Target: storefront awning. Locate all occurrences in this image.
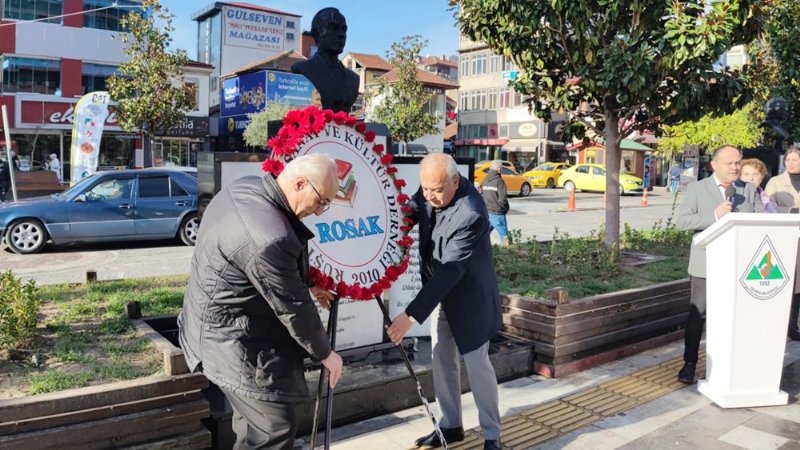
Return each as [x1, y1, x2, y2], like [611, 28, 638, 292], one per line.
[455, 138, 508, 146]
[502, 138, 564, 152]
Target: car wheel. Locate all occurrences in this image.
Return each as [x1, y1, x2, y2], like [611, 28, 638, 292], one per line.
[179, 213, 199, 246]
[520, 183, 531, 197]
[546, 178, 555, 189]
[6, 219, 48, 254]
[563, 181, 576, 192]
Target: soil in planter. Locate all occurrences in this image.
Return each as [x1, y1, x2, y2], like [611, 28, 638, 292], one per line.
[0, 302, 163, 399]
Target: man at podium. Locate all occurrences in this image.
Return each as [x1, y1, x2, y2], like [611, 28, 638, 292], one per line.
[675, 145, 766, 383]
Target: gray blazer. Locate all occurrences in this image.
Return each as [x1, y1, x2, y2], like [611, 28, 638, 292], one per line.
[677, 176, 765, 277]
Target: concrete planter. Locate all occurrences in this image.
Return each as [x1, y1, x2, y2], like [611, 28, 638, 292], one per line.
[501, 279, 691, 378]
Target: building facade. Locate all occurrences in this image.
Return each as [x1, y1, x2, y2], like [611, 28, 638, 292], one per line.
[455, 35, 567, 171]
[1, 0, 211, 174]
[192, 2, 301, 109]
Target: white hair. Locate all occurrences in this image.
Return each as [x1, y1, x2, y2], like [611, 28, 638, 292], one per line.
[489, 160, 503, 172]
[278, 153, 337, 188]
[421, 153, 458, 179]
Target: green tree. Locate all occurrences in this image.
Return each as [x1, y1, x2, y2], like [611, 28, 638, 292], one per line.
[106, 0, 194, 165]
[455, 0, 763, 246]
[759, 0, 800, 141]
[367, 35, 439, 145]
[659, 104, 761, 155]
[242, 100, 291, 149]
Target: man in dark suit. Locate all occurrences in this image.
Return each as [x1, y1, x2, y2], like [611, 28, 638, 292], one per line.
[291, 8, 359, 113]
[676, 145, 766, 383]
[387, 153, 502, 450]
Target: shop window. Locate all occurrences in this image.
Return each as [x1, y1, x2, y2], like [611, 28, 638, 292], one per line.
[83, 0, 141, 32]
[3, 0, 62, 23]
[2, 56, 61, 94]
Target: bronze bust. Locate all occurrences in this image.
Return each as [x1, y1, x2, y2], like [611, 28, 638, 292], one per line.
[292, 8, 360, 113]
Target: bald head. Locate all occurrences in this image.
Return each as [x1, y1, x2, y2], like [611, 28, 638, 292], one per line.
[419, 153, 460, 209]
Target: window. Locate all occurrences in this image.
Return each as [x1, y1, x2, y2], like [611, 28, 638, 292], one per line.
[3, 0, 62, 23]
[286, 20, 295, 29]
[81, 63, 118, 94]
[498, 124, 509, 138]
[138, 176, 170, 198]
[576, 166, 590, 174]
[593, 167, 605, 176]
[460, 56, 470, 77]
[88, 177, 134, 200]
[184, 78, 199, 111]
[487, 88, 497, 110]
[2, 56, 61, 94]
[489, 55, 502, 73]
[286, 32, 295, 41]
[504, 57, 514, 71]
[83, 0, 140, 32]
[499, 88, 510, 109]
[171, 179, 189, 196]
[471, 53, 487, 75]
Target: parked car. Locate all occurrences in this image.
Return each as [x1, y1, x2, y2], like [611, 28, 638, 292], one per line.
[0, 169, 198, 254]
[522, 162, 571, 188]
[557, 164, 643, 195]
[473, 160, 532, 196]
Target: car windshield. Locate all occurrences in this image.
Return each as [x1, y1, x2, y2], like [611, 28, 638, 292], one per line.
[54, 174, 99, 198]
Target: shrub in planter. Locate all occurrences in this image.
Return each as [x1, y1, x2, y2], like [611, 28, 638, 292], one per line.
[0, 270, 41, 350]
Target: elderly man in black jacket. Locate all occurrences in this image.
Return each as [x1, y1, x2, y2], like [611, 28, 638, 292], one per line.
[178, 154, 343, 450]
[387, 153, 503, 450]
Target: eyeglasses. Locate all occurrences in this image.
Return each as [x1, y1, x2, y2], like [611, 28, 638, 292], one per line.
[309, 181, 331, 213]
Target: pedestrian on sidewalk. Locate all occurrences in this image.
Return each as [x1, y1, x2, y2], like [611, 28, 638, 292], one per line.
[675, 145, 765, 384]
[0, 154, 10, 202]
[178, 154, 344, 450]
[669, 164, 681, 194]
[765, 146, 800, 340]
[386, 153, 503, 450]
[480, 160, 510, 245]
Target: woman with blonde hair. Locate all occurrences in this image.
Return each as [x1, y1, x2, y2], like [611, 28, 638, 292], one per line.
[765, 146, 800, 340]
[739, 158, 777, 212]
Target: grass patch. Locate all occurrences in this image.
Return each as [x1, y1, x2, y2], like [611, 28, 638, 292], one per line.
[28, 370, 92, 394]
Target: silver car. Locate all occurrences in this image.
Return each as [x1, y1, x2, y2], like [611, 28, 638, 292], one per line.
[0, 169, 199, 254]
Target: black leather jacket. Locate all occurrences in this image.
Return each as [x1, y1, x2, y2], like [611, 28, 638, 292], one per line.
[480, 169, 509, 215]
[178, 174, 330, 402]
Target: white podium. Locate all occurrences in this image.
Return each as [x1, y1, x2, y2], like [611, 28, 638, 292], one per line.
[693, 213, 800, 408]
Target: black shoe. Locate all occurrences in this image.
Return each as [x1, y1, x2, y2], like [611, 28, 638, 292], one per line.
[415, 426, 464, 447]
[484, 439, 502, 450]
[677, 362, 696, 384]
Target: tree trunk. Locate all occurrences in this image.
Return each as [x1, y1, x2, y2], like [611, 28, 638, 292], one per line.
[603, 106, 621, 247]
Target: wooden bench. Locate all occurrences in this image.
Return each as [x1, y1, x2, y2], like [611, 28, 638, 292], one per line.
[8, 171, 65, 197]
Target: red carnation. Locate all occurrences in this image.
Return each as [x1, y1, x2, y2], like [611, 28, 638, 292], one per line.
[350, 283, 364, 300]
[262, 159, 284, 175]
[373, 144, 384, 153]
[397, 193, 410, 204]
[401, 205, 412, 214]
[333, 111, 347, 125]
[304, 106, 326, 134]
[394, 179, 407, 189]
[400, 225, 412, 233]
[386, 166, 398, 175]
[403, 217, 415, 225]
[381, 154, 394, 165]
[344, 115, 357, 126]
[385, 265, 400, 281]
[355, 122, 367, 133]
[364, 131, 376, 142]
[323, 109, 335, 122]
[378, 277, 391, 289]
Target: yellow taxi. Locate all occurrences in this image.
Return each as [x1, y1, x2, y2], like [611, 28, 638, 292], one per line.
[474, 161, 532, 197]
[556, 163, 643, 195]
[522, 162, 571, 189]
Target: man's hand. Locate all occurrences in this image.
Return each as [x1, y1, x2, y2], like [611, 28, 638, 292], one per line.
[715, 200, 733, 219]
[310, 286, 335, 310]
[386, 312, 413, 345]
[321, 351, 343, 388]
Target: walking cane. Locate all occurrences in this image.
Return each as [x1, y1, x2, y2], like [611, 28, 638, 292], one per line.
[310, 295, 339, 450]
[374, 295, 449, 450]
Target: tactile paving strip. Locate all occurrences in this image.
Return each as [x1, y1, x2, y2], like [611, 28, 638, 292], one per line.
[417, 354, 705, 450]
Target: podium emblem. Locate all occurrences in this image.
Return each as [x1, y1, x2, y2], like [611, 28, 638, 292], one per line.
[740, 236, 790, 300]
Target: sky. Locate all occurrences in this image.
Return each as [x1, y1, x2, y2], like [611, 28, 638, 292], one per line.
[158, 0, 461, 61]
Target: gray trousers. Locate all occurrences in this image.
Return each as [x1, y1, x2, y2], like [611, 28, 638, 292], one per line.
[220, 387, 296, 450]
[431, 306, 501, 440]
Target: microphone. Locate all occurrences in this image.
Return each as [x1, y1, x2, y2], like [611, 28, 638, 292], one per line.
[725, 185, 736, 211]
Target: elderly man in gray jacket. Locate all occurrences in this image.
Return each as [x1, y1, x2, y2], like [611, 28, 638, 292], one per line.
[179, 154, 343, 450]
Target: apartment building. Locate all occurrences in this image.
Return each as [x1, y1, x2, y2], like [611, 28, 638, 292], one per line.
[455, 35, 567, 170]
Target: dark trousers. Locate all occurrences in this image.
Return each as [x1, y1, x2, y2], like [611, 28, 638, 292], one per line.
[683, 276, 706, 364]
[220, 387, 296, 450]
